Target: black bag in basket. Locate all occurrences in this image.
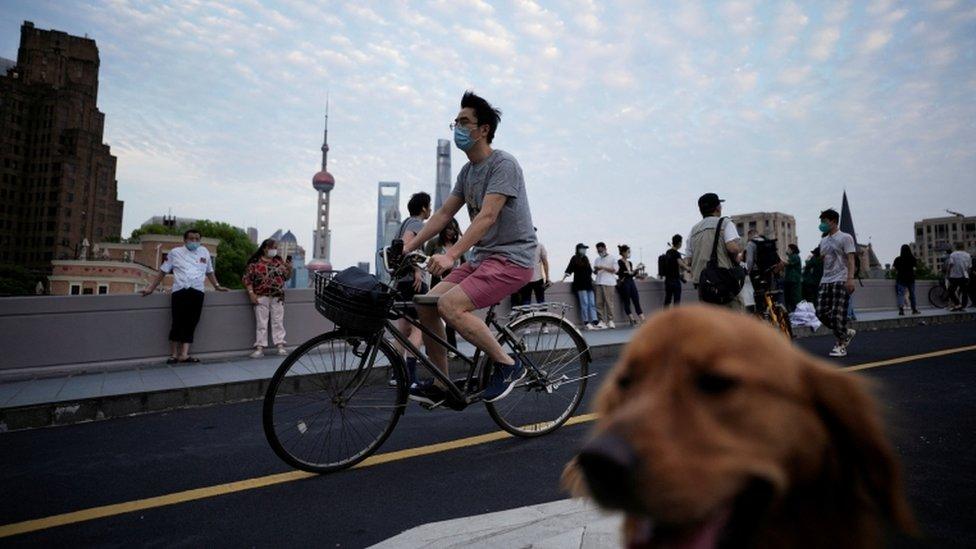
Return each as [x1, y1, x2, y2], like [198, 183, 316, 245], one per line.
[698, 217, 746, 304]
[329, 267, 391, 310]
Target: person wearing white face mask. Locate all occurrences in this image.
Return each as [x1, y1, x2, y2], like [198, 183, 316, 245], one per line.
[142, 228, 228, 363]
[243, 238, 293, 358]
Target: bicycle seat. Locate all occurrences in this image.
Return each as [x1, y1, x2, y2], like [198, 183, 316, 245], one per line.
[413, 294, 440, 306]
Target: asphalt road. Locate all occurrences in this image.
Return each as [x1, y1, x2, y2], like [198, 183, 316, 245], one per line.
[1, 321, 974, 548]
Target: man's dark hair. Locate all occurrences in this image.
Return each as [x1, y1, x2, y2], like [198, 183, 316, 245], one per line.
[461, 91, 502, 144]
[788, 243, 800, 254]
[955, 241, 965, 250]
[183, 228, 201, 240]
[596, 242, 606, 249]
[819, 209, 840, 223]
[672, 234, 683, 246]
[407, 192, 431, 216]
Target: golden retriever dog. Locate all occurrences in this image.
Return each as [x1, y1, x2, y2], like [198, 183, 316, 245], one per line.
[563, 305, 916, 548]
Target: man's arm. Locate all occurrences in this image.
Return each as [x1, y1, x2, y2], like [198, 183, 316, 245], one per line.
[140, 271, 166, 296]
[446, 193, 506, 260]
[725, 239, 742, 257]
[404, 195, 464, 253]
[541, 250, 550, 282]
[845, 253, 856, 293]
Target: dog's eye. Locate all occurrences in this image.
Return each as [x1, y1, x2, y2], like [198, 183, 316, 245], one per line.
[695, 372, 740, 395]
[616, 374, 632, 390]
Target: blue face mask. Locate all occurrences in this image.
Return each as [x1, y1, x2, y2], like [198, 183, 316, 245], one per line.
[818, 222, 830, 233]
[453, 125, 478, 152]
[186, 242, 201, 251]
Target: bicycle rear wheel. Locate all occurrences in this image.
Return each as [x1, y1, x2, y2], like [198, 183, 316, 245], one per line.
[263, 331, 407, 473]
[928, 284, 949, 309]
[486, 315, 590, 437]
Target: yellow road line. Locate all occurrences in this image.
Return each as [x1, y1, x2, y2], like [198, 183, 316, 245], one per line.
[842, 344, 976, 372]
[2, 343, 973, 539]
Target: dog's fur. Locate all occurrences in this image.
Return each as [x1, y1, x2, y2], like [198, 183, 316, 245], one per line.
[563, 305, 916, 548]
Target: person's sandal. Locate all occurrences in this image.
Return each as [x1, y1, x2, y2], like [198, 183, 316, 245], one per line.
[179, 357, 200, 363]
[166, 357, 179, 364]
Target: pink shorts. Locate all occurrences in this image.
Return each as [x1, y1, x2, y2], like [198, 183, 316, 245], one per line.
[443, 255, 534, 309]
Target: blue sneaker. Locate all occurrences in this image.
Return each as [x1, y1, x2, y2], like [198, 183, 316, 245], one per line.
[483, 359, 526, 402]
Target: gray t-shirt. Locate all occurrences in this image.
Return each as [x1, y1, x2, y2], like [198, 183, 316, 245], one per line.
[451, 149, 537, 267]
[396, 216, 425, 283]
[819, 231, 856, 284]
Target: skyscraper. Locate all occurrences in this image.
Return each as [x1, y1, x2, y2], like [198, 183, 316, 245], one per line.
[0, 21, 123, 269]
[435, 139, 451, 210]
[375, 182, 401, 283]
[311, 101, 334, 262]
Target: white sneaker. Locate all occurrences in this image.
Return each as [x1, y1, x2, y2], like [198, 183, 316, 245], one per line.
[277, 345, 288, 356]
[594, 321, 608, 330]
[249, 348, 264, 359]
[829, 345, 847, 357]
[584, 323, 596, 331]
[607, 321, 616, 329]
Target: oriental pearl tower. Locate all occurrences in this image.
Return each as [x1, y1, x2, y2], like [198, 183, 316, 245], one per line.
[309, 102, 335, 272]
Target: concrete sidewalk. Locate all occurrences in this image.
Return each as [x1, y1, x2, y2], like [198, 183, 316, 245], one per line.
[1, 307, 972, 431]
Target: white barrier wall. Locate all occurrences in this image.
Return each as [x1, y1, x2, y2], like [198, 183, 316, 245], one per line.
[0, 279, 936, 374]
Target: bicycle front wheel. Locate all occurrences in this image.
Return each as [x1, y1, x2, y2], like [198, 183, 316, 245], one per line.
[486, 315, 590, 437]
[773, 304, 794, 339]
[263, 330, 407, 473]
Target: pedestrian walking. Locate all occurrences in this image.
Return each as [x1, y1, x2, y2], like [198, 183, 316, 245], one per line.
[783, 244, 802, 312]
[516, 228, 549, 306]
[141, 229, 229, 363]
[616, 244, 645, 325]
[946, 242, 972, 311]
[814, 209, 857, 357]
[562, 243, 600, 330]
[892, 245, 920, 316]
[592, 242, 618, 328]
[687, 193, 744, 311]
[243, 239, 293, 358]
[424, 218, 465, 354]
[661, 235, 689, 307]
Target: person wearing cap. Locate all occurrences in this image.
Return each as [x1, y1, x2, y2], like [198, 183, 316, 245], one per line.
[592, 241, 618, 329]
[686, 193, 744, 311]
[562, 243, 600, 329]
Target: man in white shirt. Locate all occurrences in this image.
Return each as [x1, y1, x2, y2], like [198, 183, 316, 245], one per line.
[687, 193, 744, 311]
[593, 242, 618, 329]
[946, 241, 972, 311]
[815, 209, 857, 357]
[141, 229, 228, 363]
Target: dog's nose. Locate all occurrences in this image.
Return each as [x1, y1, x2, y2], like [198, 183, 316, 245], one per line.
[577, 431, 640, 510]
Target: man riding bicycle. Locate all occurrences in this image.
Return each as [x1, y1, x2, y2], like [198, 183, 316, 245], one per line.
[399, 91, 537, 406]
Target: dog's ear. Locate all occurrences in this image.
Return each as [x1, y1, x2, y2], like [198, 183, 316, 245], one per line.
[561, 457, 587, 497]
[803, 358, 917, 535]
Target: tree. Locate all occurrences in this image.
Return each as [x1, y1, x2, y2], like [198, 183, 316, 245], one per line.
[0, 264, 40, 296]
[130, 220, 256, 289]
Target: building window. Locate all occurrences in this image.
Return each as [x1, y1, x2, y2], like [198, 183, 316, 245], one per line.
[70, 284, 81, 295]
[82, 288, 94, 295]
[97, 284, 108, 295]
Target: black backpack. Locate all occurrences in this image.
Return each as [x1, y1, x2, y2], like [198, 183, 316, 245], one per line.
[657, 253, 667, 278]
[753, 238, 780, 275]
[698, 218, 746, 304]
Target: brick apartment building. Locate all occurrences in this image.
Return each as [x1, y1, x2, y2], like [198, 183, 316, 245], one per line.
[0, 21, 123, 271]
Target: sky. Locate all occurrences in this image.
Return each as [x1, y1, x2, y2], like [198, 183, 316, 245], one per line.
[2, 0, 975, 272]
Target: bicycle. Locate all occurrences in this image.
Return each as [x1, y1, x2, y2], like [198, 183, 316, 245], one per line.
[928, 277, 950, 309]
[262, 245, 593, 473]
[751, 271, 794, 339]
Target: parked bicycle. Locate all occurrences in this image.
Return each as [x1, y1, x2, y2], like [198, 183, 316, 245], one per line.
[928, 277, 950, 309]
[752, 271, 794, 339]
[263, 244, 592, 473]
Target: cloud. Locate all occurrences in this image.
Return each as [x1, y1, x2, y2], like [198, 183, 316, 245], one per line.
[862, 29, 892, 53]
[808, 27, 840, 61]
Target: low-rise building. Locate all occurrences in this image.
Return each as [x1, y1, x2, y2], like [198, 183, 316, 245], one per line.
[48, 234, 220, 295]
[911, 214, 976, 273]
[730, 212, 797, 259]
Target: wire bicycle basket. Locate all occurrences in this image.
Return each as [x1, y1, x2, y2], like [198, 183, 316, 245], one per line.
[313, 270, 395, 335]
